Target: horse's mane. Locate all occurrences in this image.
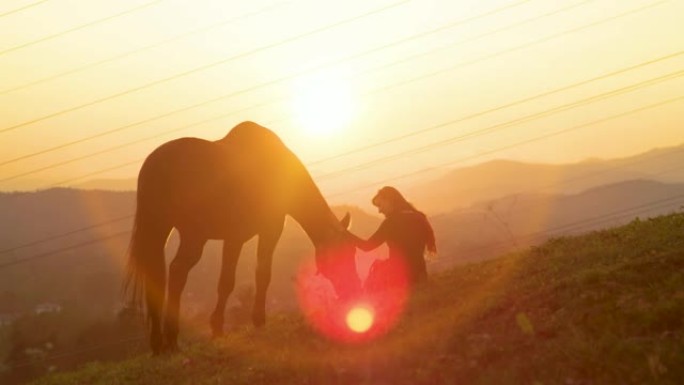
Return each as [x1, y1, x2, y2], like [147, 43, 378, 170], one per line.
[218, 121, 308, 178]
[218, 121, 338, 226]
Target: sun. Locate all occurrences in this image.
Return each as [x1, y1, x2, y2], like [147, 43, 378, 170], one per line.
[292, 71, 355, 138]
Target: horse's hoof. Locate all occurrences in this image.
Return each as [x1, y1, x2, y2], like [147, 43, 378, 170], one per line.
[169, 346, 181, 354]
[210, 315, 224, 338]
[163, 345, 180, 355]
[161, 339, 180, 354]
[150, 336, 164, 356]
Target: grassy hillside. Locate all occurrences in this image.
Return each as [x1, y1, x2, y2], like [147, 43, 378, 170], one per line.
[32, 213, 684, 385]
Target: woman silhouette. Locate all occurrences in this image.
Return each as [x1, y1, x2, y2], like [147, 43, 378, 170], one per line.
[349, 186, 437, 287]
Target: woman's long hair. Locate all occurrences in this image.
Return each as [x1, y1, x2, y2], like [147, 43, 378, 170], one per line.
[372, 186, 437, 254]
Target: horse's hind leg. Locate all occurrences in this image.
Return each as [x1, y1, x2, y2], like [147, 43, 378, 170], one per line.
[164, 234, 206, 352]
[253, 222, 284, 327]
[210, 241, 242, 337]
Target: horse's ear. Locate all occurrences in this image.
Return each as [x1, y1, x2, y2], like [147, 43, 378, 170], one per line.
[340, 212, 351, 230]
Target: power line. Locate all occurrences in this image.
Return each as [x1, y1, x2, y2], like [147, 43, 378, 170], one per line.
[0, 230, 131, 269]
[0, 0, 546, 162]
[542, 193, 684, 236]
[51, 160, 143, 187]
[1, 95, 681, 269]
[316, 70, 684, 180]
[425, 145, 684, 226]
[430, 189, 684, 267]
[0, 0, 532, 96]
[315, 1, 647, 164]
[0, 0, 412, 134]
[0, 0, 50, 19]
[328, 95, 684, 198]
[0, 215, 133, 255]
[0, 0, 168, 57]
[431, 162, 684, 267]
[44, 70, 681, 187]
[0, 104, 270, 182]
[423, 153, 684, 245]
[357, 0, 669, 98]
[311, 60, 683, 165]
[25, 41, 684, 182]
[0, 0, 626, 183]
[6, 0, 658, 143]
[507, 150, 684, 199]
[0, 114, 277, 260]
[1, 0, 671, 181]
[0, 1, 291, 96]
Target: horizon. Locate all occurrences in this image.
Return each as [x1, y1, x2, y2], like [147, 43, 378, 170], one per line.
[3, 139, 684, 189]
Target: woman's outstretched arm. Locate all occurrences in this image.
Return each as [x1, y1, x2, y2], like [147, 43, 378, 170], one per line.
[347, 222, 387, 251]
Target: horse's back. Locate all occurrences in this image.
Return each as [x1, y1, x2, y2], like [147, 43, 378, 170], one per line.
[139, 137, 224, 193]
[136, 122, 299, 238]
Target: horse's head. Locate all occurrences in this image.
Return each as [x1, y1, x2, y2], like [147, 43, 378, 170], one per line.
[315, 213, 362, 301]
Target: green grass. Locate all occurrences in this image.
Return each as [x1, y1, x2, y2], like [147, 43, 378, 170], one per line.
[32, 213, 684, 385]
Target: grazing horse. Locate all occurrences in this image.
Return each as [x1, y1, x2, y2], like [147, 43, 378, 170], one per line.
[125, 121, 361, 354]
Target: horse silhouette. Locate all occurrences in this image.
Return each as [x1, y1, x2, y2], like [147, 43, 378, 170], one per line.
[125, 121, 361, 354]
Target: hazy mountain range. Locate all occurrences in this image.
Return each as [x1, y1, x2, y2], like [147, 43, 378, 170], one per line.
[409, 143, 684, 214]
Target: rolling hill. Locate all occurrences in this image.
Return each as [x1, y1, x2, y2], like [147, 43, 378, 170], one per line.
[27, 212, 684, 385]
[429, 179, 684, 265]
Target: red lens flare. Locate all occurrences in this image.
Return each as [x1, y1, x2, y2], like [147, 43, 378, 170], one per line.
[296, 254, 410, 343]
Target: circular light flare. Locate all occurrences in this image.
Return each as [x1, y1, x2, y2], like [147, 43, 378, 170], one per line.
[296, 255, 411, 344]
[346, 306, 374, 333]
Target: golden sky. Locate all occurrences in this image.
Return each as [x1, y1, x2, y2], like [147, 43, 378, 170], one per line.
[0, 0, 682, 203]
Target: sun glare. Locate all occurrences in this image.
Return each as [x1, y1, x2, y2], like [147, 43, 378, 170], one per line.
[292, 72, 354, 138]
[346, 306, 374, 333]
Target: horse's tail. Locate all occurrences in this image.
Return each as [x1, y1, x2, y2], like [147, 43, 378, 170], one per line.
[123, 194, 171, 352]
[122, 207, 145, 311]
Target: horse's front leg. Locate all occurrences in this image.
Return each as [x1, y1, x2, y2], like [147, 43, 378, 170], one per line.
[164, 235, 206, 352]
[210, 241, 242, 337]
[253, 221, 284, 327]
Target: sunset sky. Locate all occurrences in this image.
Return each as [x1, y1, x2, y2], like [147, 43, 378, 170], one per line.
[0, 0, 682, 205]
